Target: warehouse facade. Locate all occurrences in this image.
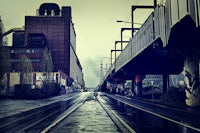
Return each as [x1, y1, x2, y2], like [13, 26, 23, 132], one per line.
[7, 3, 84, 89]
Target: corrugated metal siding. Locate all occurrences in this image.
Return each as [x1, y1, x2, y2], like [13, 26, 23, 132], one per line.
[189, 0, 196, 23]
[154, 5, 167, 47]
[70, 22, 76, 52]
[104, 0, 200, 85]
[165, 0, 172, 45]
[196, 0, 200, 27]
[70, 46, 83, 85]
[131, 13, 154, 58]
[154, 7, 160, 39]
[178, 0, 188, 20]
[115, 40, 132, 71]
[169, 0, 199, 27]
[115, 13, 154, 71]
[170, 0, 179, 26]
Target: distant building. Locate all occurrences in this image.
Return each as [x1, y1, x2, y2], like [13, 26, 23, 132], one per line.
[6, 3, 84, 89]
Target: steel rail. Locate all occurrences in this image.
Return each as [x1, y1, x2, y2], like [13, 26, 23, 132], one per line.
[104, 93, 200, 132]
[97, 95, 136, 133]
[40, 92, 89, 133]
[40, 101, 84, 133]
[0, 94, 79, 132]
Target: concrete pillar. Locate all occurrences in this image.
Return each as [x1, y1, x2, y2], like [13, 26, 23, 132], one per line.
[134, 74, 143, 97]
[184, 53, 200, 106]
[20, 73, 23, 84]
[6, 73, 10, 94]
[131, 79, 135, 96]
[106, 81, 113, 93]
[33, 73, 36, 85]
[120, 82, 125, 94]
[163, 74, 169, 94]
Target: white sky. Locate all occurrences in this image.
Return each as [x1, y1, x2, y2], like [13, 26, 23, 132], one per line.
[0, 0, 160, 87]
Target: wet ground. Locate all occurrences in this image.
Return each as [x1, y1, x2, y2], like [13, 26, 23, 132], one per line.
[0, 93, 79, 119]
[49, 94, 121, 133]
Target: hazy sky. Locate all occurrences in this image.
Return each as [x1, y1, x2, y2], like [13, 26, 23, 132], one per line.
[0, 0, 158, 87]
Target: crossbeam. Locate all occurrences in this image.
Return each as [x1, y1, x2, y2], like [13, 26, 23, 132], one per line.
[3, 28, 24, 37]
[132, 6, 154, 11]
[111, 49, 122, 65]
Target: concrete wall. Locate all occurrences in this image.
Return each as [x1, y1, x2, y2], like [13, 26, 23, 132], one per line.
[7, 71, 68, 88]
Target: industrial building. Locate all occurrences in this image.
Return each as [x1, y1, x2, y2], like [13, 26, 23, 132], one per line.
[6, 3, 84, 90]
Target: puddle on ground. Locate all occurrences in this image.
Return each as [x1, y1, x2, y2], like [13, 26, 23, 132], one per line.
[50, 94, 121, 133]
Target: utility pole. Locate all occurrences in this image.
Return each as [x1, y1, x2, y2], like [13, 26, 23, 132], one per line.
[100, 62, 103, 83]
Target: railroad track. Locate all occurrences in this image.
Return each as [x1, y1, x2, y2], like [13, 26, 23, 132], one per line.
[0, 94, 82, 133]
[100, 93, 200, 133]
[97, 95, 136, 133]
[0, 92, 136, 133]
[42, 93, 135, 133]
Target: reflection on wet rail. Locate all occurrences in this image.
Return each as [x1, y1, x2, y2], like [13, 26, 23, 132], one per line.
[41, 101, 84, 133]
[98, 96, 136, 133]
[2, 92, 198, 133]
[101, 93, 200, 133]
[43, 92, 135, 133]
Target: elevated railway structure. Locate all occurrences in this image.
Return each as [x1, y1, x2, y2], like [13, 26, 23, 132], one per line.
[100, 0, 200, 106]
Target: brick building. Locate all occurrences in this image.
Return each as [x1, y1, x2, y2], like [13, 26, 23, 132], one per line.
[8, 3, 84, 88]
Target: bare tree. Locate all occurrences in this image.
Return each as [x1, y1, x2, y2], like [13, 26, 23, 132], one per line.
[19, 55, 33, 84]
[40, 48, 54, 82]
[0, 21, 10, 84]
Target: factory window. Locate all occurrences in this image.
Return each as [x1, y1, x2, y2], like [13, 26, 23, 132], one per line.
[11, 50, 14, 53]
[31, 59, 40, 62]
[32, 49, 41, 53]
[26, 50, 31, 53]
[10, 49, 42, 54]
[10, 58, 40, 63]
[11, 49, 23, 53]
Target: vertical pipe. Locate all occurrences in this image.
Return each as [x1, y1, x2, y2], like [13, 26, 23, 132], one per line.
[196, 0, 200, 26]
[131, 6, 134, 38]
[135, 74, 142, 97]
[6, 73, 10, 94]
[121, 29, 123, 50]
[111, 50, 112, 65]
[115, 43, 117, 61]
[131, 78, 135, 96]
[163, 74, 169, 94]
[154, 0, 157, 8]
[33, 73, 36, 85]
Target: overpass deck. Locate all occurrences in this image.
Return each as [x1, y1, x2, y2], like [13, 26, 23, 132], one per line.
[101, 0, 200, 87]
